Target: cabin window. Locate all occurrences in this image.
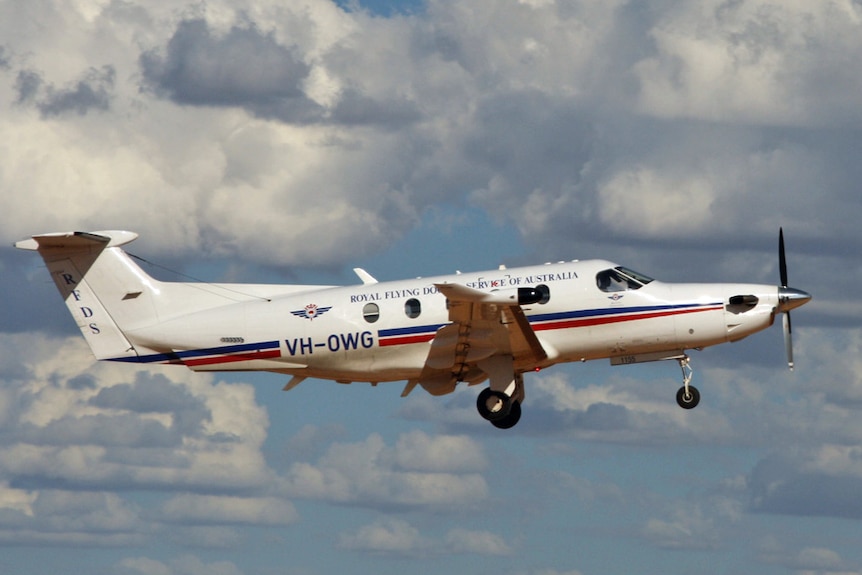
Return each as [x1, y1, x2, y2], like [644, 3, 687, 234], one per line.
[363, 303, 380, 323]
[405, 298, 421, 318]
[596, 267, 654, 292]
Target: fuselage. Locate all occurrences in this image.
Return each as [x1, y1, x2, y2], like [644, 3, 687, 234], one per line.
[120, 259, 782, 384]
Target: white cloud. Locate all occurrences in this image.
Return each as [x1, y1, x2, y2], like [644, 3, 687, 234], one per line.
[2, 0, 861, 274]
[0, 489, 145, 547]
[444, 527, 511, 556]
[758, 538, 860, 574]
[0, 332, 285, 545]
[597, 168, 715, 237]
[337, 517, 512, 557]
[283, 431, 489, 508]
[338, 517, 429, 555]
[525, 370, 735, 444]
[633, 0, 862, 126]
[392, 429, 487, 472]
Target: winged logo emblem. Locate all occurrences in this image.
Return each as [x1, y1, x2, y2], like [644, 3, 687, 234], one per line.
[291, 304, 332, 321]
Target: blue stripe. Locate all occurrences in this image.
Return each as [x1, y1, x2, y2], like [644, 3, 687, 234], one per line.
[528, 302, 722, 324]
[378, 323, 446, 338]
[110, 302, 722, 361]
[110, 340, 281, 364]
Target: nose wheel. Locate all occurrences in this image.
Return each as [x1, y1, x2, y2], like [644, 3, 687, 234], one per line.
[675, 355, 700, 409]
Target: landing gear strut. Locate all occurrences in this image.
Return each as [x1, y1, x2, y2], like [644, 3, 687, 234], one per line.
[675, 355, 700, 409]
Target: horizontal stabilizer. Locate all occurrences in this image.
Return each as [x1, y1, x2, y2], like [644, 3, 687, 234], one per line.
[15, 230, 139, 251]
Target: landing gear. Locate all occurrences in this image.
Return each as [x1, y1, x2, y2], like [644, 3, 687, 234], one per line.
[475, 355, 524, 429]
[675, 355, 700, 409]
[676, 385, 700, 409]
[476, 388, 522, 428]
[476, 388, 512, 420]
[491, 400, 521, 429]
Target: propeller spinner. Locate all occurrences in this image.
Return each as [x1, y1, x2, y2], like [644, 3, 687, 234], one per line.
[776, 228, 812, 370]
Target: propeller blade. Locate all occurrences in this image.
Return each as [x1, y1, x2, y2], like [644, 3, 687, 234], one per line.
[779, 227, 788, 288]
[783, 312, 794, 370]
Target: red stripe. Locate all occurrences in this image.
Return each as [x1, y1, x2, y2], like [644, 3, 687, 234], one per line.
[379, 334, 435, 347]
[183, 349, 282, 367]
[533, 306, 721, 332]
[376, 306, 722, 347]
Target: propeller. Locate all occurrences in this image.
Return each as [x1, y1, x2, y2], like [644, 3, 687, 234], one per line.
[776, 228, 811, 370]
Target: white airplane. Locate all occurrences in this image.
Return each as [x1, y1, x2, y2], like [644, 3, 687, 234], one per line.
[15, 229, 810, 429]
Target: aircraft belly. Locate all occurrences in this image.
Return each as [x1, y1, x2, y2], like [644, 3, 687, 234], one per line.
[298, 341, 428, 383]
[596, 316, 676, 357]
[673, 307, 729, 349]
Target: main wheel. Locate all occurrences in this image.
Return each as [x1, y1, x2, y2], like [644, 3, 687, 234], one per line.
[676, 385, 700, 409]
[491, 400, 521, 429]
[476, 388, 512, 421]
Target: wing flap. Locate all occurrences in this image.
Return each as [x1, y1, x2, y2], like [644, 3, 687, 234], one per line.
[415, 281, 548, 396]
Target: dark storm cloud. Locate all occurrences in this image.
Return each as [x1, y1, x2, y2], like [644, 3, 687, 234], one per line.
[140, 18, 423, 128]
[140, 19, 318, 116]
[15, 66, 115, 117]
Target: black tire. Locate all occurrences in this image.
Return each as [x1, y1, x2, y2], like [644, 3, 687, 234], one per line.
[476, 388, 512, 421]
[676, 385, 700, 409]
[491, 401, 521, 429]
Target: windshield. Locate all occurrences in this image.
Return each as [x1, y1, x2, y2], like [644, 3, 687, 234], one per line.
[596, 266, 655, 292]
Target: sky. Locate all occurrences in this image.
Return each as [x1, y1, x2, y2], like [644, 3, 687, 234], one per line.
[1, 0, 861, 574]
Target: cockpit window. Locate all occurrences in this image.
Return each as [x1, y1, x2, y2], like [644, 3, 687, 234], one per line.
[596, 267, 654, 292]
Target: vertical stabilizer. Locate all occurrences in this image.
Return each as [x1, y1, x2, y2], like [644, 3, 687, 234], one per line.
[15, 231, 157, 360]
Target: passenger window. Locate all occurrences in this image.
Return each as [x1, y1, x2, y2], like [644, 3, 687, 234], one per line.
[363, 303, 380, 323]
[405, 298, 421, 318]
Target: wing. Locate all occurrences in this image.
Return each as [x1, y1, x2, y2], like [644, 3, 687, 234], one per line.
[404, 283, 548, 397]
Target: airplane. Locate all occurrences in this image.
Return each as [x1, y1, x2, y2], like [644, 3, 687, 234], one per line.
[14, 229, 811, 429]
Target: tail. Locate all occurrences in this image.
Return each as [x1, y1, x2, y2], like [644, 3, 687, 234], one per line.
[15, 231, 158, 360]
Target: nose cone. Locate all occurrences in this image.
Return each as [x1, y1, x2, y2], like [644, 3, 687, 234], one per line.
[778, 287, 812, 313]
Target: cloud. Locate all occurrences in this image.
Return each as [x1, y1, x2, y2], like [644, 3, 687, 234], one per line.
[282, 430, 489, 509]
[514, 371, 736, 444]
[757, 537, 860, 574]
[15, 65, 115, 117]
[1, 0, 860, 285]
[642, 496, 741, 551]
[113, 555, 245, 575]
[0, 489, 144, 547]
[337, 517, 429, 556]
[0, 331, 315, 550]
[747, 446, 862, 519]
[140, 19, 317, 120]
[0, 333, 275, 493]
[632, 0, 862, 126]
[337, 517, 511, 557]
[444, 527, 511, 556]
